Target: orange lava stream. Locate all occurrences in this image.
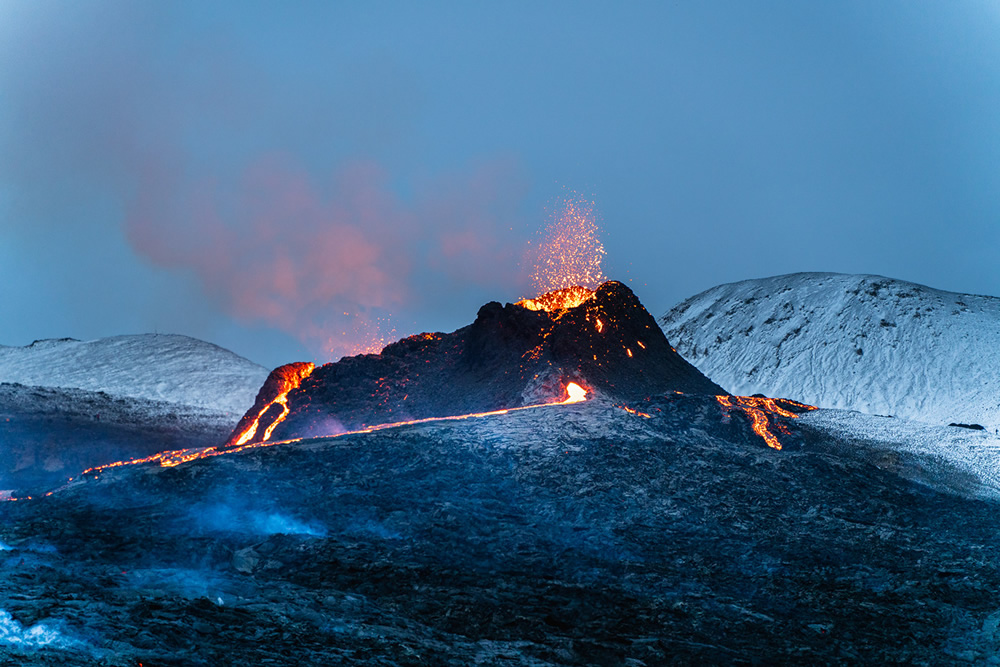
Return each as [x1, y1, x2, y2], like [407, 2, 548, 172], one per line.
[716, 395, 816, 450]
[618, 405, 652, 419]
[230, 363, 315, 447]
[0, 382, 593, 501]
[232, 418, 259, 447]
[260, 393, 292, 442]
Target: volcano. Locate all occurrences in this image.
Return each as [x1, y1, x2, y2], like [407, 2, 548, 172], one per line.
[9, 284, 1000, 664]
[227, 281, 725, 447]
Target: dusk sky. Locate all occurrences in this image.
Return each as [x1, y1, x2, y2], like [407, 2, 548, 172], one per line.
[2, 1, 998, 368]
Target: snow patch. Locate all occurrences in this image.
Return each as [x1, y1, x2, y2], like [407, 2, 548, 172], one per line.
[801, 409, 1000, 500]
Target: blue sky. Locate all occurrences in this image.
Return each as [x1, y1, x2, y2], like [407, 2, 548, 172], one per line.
[1, 1, 998, 367]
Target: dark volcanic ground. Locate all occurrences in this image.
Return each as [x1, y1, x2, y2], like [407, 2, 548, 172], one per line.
[0, 382, 235, 493]
[2, 394, 1000, 665]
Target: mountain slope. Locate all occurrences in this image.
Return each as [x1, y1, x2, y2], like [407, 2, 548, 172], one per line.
[0, 334, 268, 415]
[660, 273, 1000, 431]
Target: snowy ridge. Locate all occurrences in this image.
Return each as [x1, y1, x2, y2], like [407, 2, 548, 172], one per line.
[0, 334, 269, 415]
[660, 273, 1000, 431]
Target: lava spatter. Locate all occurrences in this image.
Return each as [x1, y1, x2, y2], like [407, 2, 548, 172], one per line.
[527, 195, 606, 297]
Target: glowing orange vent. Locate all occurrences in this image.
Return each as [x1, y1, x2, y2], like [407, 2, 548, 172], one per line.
[517, 286, 596, 313]
[563, 381, 587, 404]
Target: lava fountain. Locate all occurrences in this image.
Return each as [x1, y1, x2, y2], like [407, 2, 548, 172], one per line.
[529, 195, 606, 294]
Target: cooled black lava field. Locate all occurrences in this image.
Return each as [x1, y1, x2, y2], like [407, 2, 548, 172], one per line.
[3, 392, 1000, 665]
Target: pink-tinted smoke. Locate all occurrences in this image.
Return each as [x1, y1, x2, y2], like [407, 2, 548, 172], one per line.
[125, 154, 531, 360]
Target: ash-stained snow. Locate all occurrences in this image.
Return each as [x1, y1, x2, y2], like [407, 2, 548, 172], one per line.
[0, 334, 268, 415]
[800, 408, 1000, 500]
[660, 273, 1000, 431]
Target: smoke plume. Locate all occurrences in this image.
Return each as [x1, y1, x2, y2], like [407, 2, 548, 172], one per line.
[126, 155, 532, 359]
[0, 4, 535, 362]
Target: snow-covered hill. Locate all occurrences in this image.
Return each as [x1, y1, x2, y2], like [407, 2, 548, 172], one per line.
[0, 334, 269, 415]
[660, 273, 1000, 431]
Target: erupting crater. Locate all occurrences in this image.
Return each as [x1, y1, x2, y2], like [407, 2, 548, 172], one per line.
[516, 285, 596, 313]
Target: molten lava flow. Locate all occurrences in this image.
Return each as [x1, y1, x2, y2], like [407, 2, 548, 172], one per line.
[260, 392, 293, 442]
[618, 405, 652, 418]
[7, 380, 595, 499]
[229, 362, 315, 448]
[716, 395, 817, 450]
